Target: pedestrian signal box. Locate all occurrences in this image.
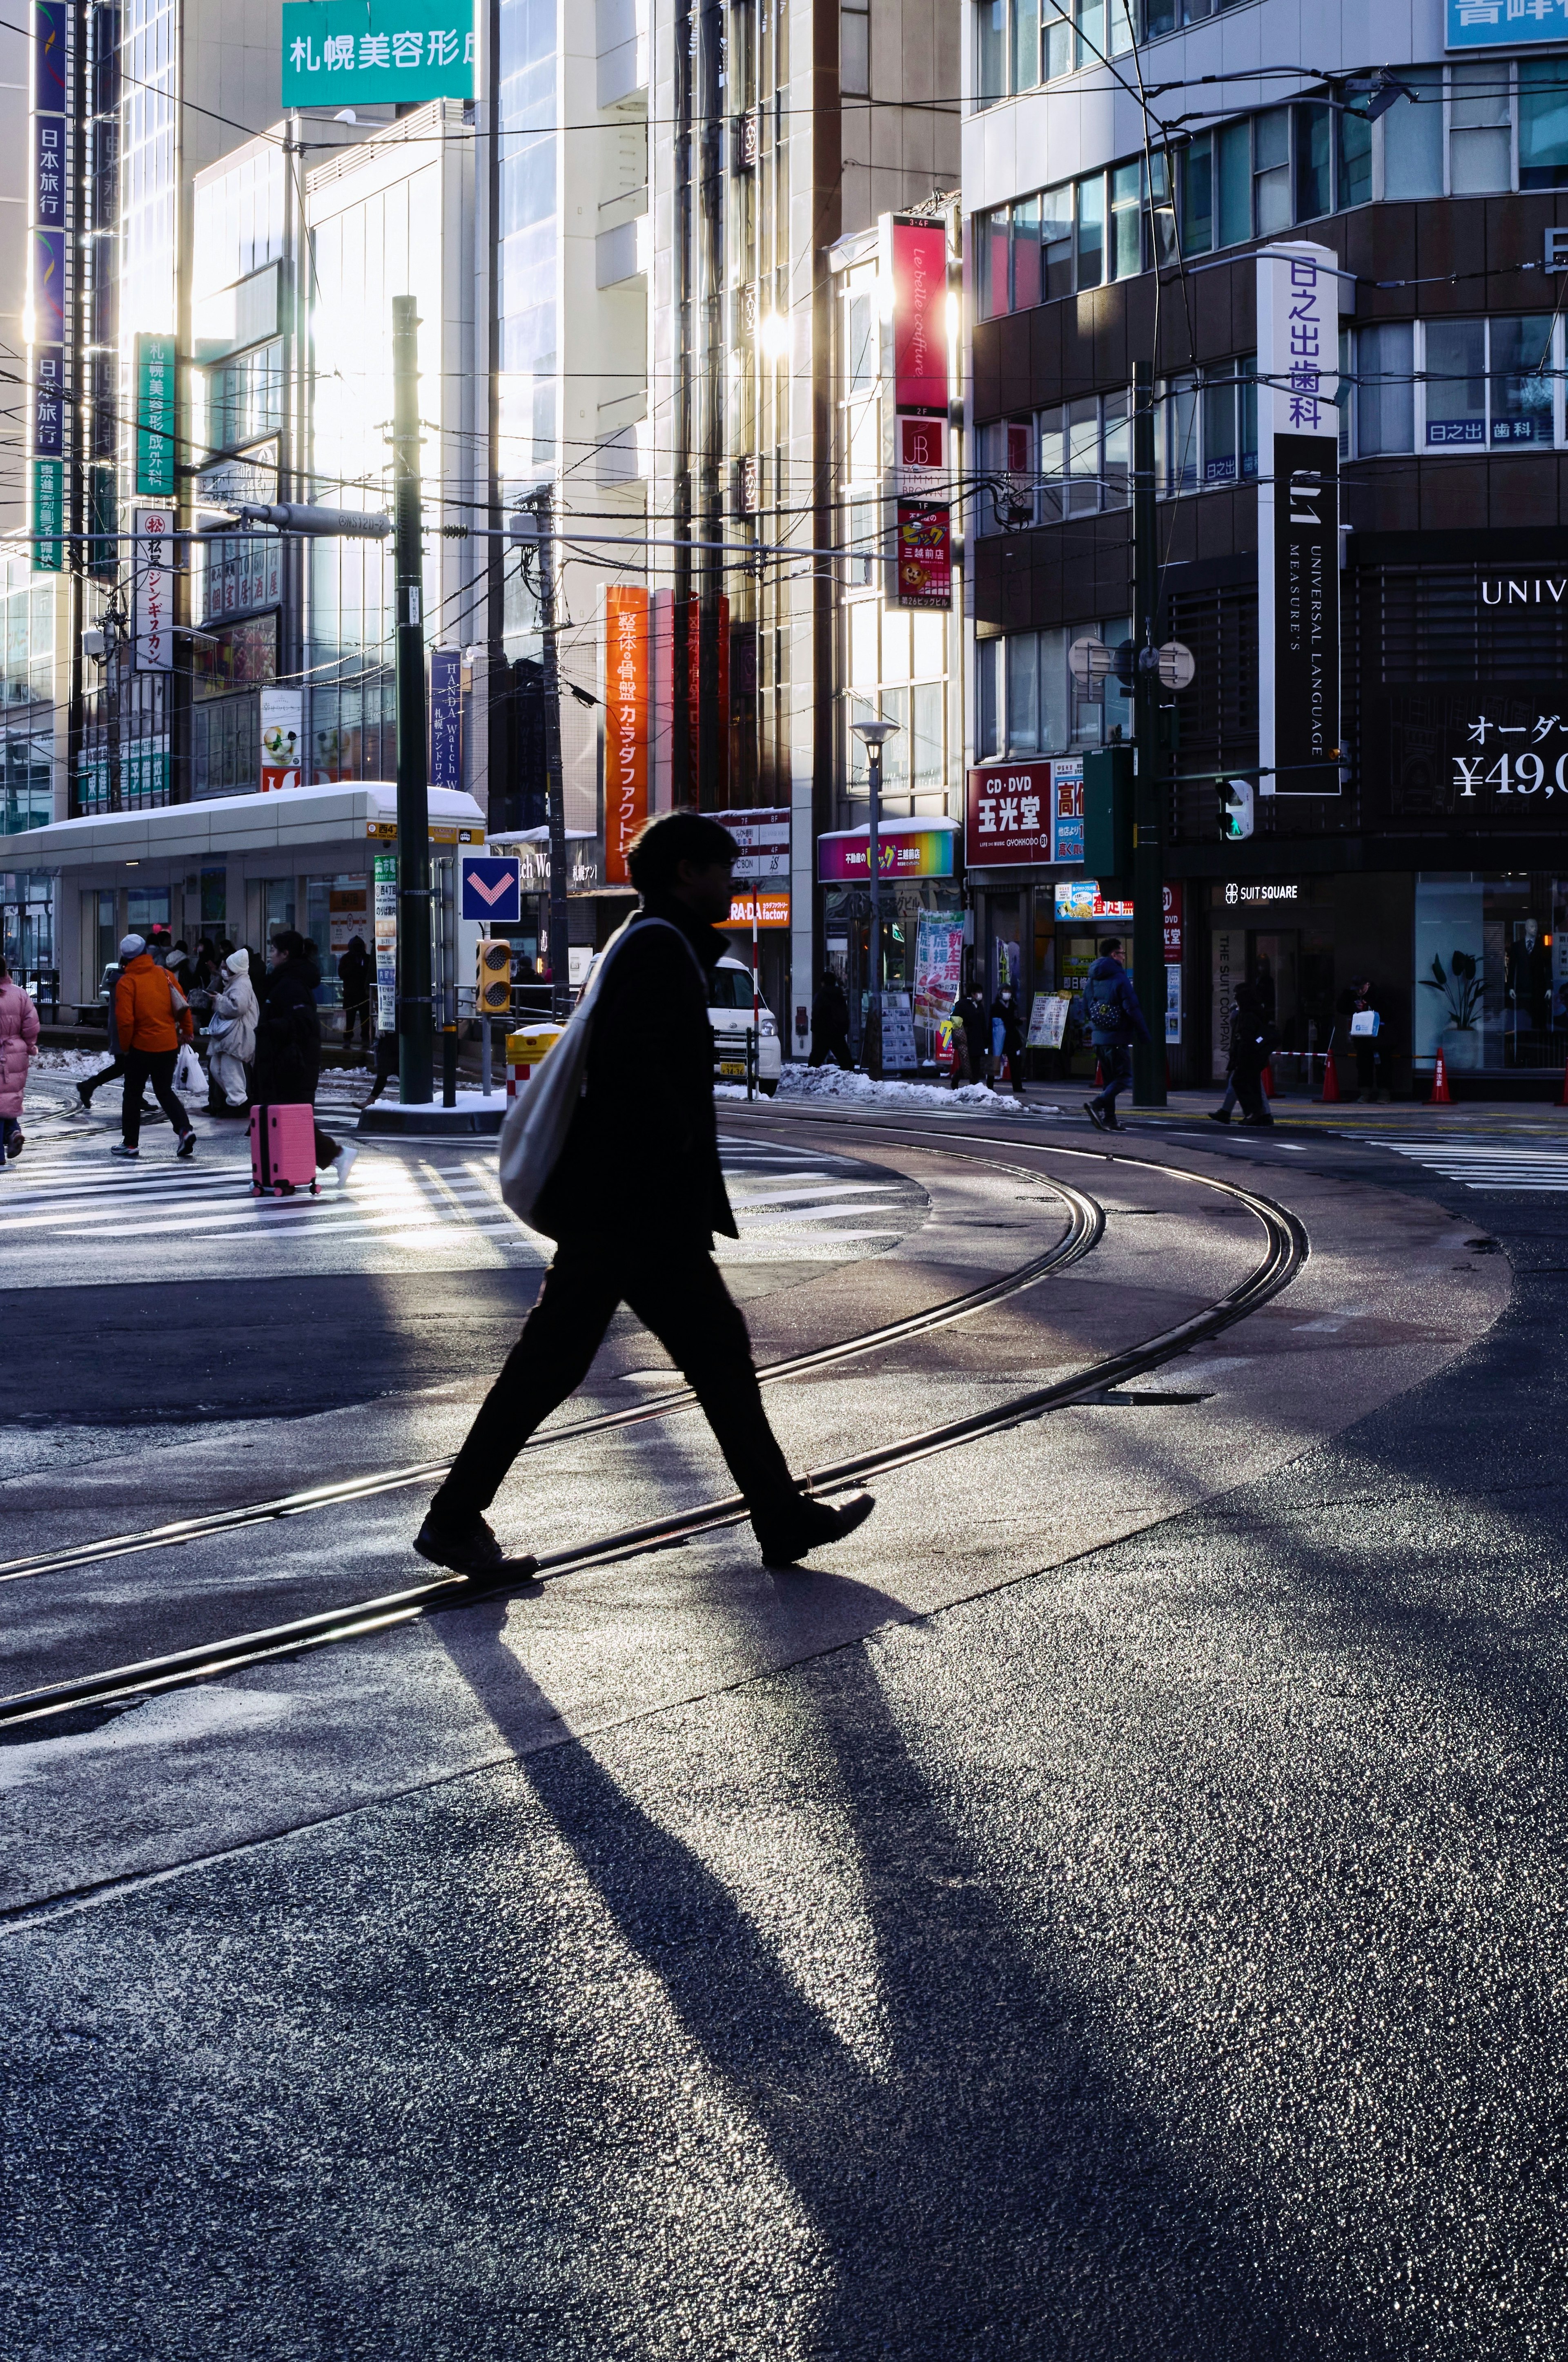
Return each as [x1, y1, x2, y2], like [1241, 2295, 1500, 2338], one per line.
[1217, 779, 1255, 841]
[476, 937, 513, 1015]
[1082, 747, 1134, 879]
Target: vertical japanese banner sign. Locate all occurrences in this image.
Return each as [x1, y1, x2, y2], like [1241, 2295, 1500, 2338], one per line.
[374, 853, 398, 1034]
[604, 585, 648, 885]
[259, 687, 303, 790]
[1257, 243, 1341, 796]
[132, 508, 175, 671]
[428, 646, 462, 789]
[135, 333, 177, 497]
[30, 2, 67, 575]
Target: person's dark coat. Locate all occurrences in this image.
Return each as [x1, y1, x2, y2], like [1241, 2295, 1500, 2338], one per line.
[952, 990, 989, 1075]
[1083, 956, 1152, 1048]
[991, 989, 1025, 1058]
[338, 938, 371, 1004]
[811, 976, 850, 1044]
[534, 901, 737, 1253]
[253, 950, 323, 1104]
[1229, 992, 1279, 1078]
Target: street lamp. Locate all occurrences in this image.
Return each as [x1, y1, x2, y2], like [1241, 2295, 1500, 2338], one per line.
[851, 719, 900, 1046]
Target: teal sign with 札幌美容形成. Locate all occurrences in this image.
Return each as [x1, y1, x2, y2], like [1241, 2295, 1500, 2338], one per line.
[281, 1, 475, 104]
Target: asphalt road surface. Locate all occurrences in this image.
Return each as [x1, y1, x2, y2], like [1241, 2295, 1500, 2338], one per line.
[0, 1091, 1562, 2360]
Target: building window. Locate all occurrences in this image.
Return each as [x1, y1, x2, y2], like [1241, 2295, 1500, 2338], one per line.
[976, 619, 1136, 758]
[975, 393, 1131, 532]
[1156, 359, 1256, 493]
[1355, 322, 1416, 456]
[841, 0, 869, 97]
[1518, 57, 1568, 189]
[1383, 69, 1443, 197]
[1449, 61, 1511, 195]
[1423, 317, 1556, 449]
[1295, 101, 1332, 221]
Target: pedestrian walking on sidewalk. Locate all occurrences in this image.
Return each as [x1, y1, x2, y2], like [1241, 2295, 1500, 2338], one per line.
[253, 931, 356, 1184]
[1082, 937, 1151, 1132]
[415, 809, 876, 1584]
[0, 956, 40, 1165]
[337, 934, 372, 1049]
[808, 972, 853, 1069]
[1229, 982, 1278, 1126]
[205, 947, 258, 1116]
[991, 985, 1026, 1095]
[951, 985, 989, 1086]
[111, 935, 198, 1162]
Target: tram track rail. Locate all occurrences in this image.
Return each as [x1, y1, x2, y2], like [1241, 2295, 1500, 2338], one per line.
[0, 1122, 1306, 1734]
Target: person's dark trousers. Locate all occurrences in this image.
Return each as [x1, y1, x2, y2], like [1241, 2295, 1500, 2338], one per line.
[343, 997, 371, 1048]
[809, 1036, 851, 1070]
[434, 1241, 802, 1530]
[1234, 1067, 1270, 1122]
[122, 1049, 191, 1148]
[82, 1055, 129, 1104]
[1088, 1043, 1133, 1116]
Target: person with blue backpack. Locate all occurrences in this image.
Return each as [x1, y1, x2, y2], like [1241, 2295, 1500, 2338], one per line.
[1081, 936, 1151, 1133]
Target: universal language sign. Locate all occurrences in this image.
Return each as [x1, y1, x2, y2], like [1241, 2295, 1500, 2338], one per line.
[281, 1, 475, 103]
[1257, 243, 1342, 798]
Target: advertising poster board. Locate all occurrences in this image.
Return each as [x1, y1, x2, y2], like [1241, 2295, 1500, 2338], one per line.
[913, 910, 964, 1038]
[374, 853, 398, 1033]
[259, 687, 303, 790]
[892, 501, 951, 609]
[132, 507, 175, 671]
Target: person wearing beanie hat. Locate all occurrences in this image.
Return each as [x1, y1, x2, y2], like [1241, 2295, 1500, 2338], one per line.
[110, 935, 197, 1160]
[205, 946, 258, 1117]
[66, 939, 155, 1120]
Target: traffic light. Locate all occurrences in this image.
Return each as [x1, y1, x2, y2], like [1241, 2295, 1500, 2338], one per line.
[1083, 747, 1134, 878]
[476, 937, 513, 1015]
[1217, 779, 1255, 841]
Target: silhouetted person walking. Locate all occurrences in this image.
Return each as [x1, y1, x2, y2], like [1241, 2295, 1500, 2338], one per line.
[416, 810, 875, 1583]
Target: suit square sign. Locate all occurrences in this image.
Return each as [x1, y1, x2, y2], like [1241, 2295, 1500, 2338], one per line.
[461, 855, 522, 924]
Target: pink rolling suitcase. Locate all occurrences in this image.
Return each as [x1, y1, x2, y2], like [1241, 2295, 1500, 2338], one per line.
[250, 1104, 319, 1196]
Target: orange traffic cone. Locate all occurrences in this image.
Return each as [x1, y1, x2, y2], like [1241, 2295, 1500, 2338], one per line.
[1319, 1047, 1340, 1103]
[1430, 1048, 1452, 1106]
[1095, 1055, 1105, 1089]
[1261, 1062, 1275, 1099]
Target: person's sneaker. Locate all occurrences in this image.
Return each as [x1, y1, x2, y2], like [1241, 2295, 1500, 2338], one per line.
[753, 1490, 876, 1570]
[414, 1509, 535, 1586]
[176, 1130, 196, 1159]
[6, 1131, 23, 1161]
[1207, 1109, 1231, 1124]
[110, 1143, 140, 1160]
[330, 1139, 359, 1185]
[1083, 1100, 1108, 1132]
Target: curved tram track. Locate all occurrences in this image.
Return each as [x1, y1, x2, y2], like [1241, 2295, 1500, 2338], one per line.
[0, 1122, 1306, 1732]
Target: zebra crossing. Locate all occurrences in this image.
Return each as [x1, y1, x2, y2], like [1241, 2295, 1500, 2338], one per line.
[0, 1117, 927, 1287]
[1364, 1138, 1568, 1192]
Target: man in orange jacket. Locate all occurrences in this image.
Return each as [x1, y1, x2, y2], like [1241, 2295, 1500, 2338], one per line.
[111, 933, 197, 1162]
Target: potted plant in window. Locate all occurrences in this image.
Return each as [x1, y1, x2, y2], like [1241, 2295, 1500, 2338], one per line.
[1420, 949, 1483, 1070]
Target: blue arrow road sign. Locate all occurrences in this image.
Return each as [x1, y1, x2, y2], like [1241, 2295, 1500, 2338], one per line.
[461, 855, 522, 924]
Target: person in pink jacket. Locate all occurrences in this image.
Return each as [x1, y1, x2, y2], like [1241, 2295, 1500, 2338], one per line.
[0, 956, 41, 1164]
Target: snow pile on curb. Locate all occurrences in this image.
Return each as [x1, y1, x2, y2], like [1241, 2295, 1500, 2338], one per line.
[771, 1067, 1052, 1115]
[32, 1048, 113, 1079]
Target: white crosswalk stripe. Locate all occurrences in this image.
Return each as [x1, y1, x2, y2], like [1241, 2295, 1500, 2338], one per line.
[1363, 1138, 1568, 1192]
[0, 1125, 923, 1273]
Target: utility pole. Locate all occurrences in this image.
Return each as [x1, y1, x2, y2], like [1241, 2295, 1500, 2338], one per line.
[392, 292, 433, 1108]
[1131, 359, 1167, 1109]
[528, 484, 571, 1022]
[852, 716, 899, 1074]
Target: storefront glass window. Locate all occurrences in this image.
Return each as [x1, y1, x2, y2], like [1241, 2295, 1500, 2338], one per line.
[1489, 316, 1556, 446]
[1416, 872, 1568, 1073]
[127, 887, 171, 933]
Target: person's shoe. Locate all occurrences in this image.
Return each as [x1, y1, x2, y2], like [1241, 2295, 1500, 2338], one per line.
[6, 1130, 23, 1161]
[110, 1143, 140, 1160]
[1207, 1108, 1232, 1124]
[415, 1509, 535, 1587]
[753, 1490, 876, 1570]
[176, 1129, 196, 1158]
[1238, 1115, 1274, 1127]
[1084, 1100, 1108, 1132]
[330, 1138, 359, 1184]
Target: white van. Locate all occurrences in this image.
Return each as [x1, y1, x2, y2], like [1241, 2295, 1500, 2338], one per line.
[710, 955, 781, 1093]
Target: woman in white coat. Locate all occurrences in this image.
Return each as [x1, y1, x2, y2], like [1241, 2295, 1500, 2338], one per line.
[205, 947, 258, 1117]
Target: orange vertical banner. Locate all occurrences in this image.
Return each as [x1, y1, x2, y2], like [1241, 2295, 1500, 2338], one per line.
[605, 584, 649, 884]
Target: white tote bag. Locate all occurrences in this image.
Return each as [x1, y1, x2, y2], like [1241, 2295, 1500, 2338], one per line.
[497, 916, 705, 1224]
